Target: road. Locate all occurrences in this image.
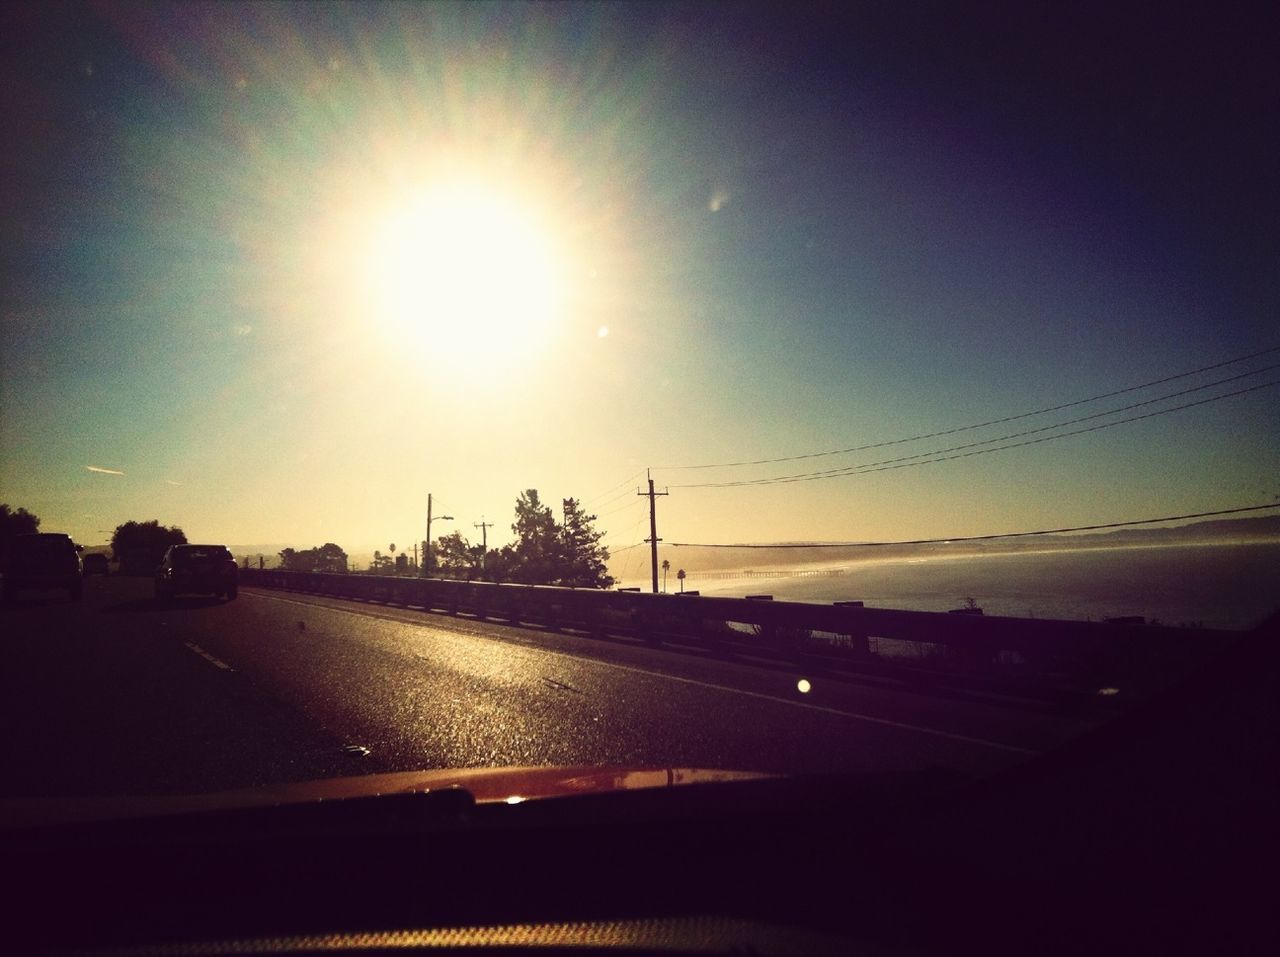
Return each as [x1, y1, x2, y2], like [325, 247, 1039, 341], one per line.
[1, 576, 1107, 799]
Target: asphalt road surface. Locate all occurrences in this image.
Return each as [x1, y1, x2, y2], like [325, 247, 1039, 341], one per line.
[1, 576, 1109, 799]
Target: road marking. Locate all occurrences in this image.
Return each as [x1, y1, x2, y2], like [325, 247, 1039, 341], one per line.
[242, 590, 1037, 755]
[184, 641, 235, 672]
[542, 677, 583, 694]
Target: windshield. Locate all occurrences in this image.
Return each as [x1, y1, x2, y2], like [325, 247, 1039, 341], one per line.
[1, 1, 1277, 810]
[171, 545, 233, 564]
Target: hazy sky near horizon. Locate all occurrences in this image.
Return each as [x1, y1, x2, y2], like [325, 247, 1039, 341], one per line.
[3, 1, 1278, 562]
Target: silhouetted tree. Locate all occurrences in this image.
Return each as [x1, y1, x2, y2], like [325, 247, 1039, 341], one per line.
[279, 543, 348, 573]
[661, 558, 670, 593]
[0, 504, 41, 552]
[481, 545, 517, 582]
[112, 520, 186, 574]
[313, 543, 348, 573]
[558, 497, 613, 588]
[511, 489, 559, 584]
[435, 531, 481, 576]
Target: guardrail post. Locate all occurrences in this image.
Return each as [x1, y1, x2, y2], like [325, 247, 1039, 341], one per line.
[834, 601, 872, 658]
[747, 596, 776, 648]
[687, 610, 723, 656]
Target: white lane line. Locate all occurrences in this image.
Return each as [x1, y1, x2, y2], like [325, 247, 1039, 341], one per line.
[184, 641, 235, 672]
[241, 590, 1036, 755]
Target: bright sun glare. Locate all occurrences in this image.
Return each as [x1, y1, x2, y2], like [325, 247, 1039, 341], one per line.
[366, 183, 564, 371]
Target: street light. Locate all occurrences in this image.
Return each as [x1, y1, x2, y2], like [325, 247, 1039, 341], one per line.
[422, 491, 454, 577]
[423, 514, 453, 575]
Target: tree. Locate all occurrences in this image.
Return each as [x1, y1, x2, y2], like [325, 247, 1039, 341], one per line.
[510, 489, 560, 584]
[677, 568, 686, 593]
[112, 520, 186, 574]
[435, 531, 481, 576]
[1, 504, 41, 554]
[313, 543, 348, 573]
[559, 497, 613, 588]
[279, 543, 348, 573]
[661, 558, 670, 593]
[481, 545, 517, 583]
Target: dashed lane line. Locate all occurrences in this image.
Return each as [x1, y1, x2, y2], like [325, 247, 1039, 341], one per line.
[184, 641, 235, 672]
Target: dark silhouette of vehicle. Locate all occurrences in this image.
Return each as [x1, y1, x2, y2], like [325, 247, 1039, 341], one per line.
[3, 533, 83, 602]
[81, 553, 110, 576]
[155, 544, 238, 602]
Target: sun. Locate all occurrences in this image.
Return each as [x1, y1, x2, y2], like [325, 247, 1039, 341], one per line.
[365, 183, 565, 371]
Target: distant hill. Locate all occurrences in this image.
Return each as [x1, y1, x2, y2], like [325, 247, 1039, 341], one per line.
[628, 513, 1280, 576]
[226, 544, 294, 561]
[1081, 514, 1280, 544]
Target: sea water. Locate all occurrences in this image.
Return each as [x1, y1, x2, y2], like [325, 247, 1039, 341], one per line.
[691, 541, 1280, 630]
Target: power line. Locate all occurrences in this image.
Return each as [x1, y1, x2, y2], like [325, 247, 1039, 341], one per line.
[617, 507, 652, 584]
[667, 503, 1280, 549]
[675, 379, 1280, 488]
[682, 368, 1279, 487]
[658, 344, 1280, 471]
[596, 496, 647, 521]
[583, 470, 646, 507]
[589, 483, 647, 514]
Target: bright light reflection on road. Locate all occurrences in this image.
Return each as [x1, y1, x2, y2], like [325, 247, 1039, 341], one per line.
[505, 795, 526, 804]
[796, 679, 812, 694]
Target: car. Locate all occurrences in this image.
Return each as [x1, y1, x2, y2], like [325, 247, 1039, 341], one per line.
[155, 544, 239, 602]
[2, 533, 83, 603]
[81, 553, 110, 576]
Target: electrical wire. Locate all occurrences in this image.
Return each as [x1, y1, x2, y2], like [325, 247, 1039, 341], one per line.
[596, 496, 649, 522]
[582, 470, 646, 507]
[658, 344, 1280, 470]
[588, 483, 647, 514]
[679, 369, 1279, 487]
[675, 379, 1280, 488]
[666, 503, 1280, 548]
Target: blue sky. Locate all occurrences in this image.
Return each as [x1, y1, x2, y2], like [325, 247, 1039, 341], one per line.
[2, 1, 1277, 556]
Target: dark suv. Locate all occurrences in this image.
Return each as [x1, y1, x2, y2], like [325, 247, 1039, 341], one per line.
[3, 533, 84, 603]
[81, 553, 110, 576]
[155, 545, 238, 602]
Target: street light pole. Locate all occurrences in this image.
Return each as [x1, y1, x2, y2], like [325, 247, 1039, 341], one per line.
[422, 493, 454, 577]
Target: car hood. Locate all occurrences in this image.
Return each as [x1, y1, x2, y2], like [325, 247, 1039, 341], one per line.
[0, 766, 774, 830]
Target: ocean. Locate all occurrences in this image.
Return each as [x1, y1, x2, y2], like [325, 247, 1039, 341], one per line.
[688, 541, 1280, 630]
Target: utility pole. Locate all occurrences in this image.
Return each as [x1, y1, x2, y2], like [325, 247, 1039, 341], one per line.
[474, 518, 493, 576]
[637, 469, 669, 594]
[425, 493, 432, 576]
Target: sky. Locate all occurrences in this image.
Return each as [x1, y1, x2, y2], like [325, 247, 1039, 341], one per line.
[2, 1, 1278, 566]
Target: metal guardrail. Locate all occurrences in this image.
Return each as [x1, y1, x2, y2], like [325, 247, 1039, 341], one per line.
[239, 569, 1237, 695]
